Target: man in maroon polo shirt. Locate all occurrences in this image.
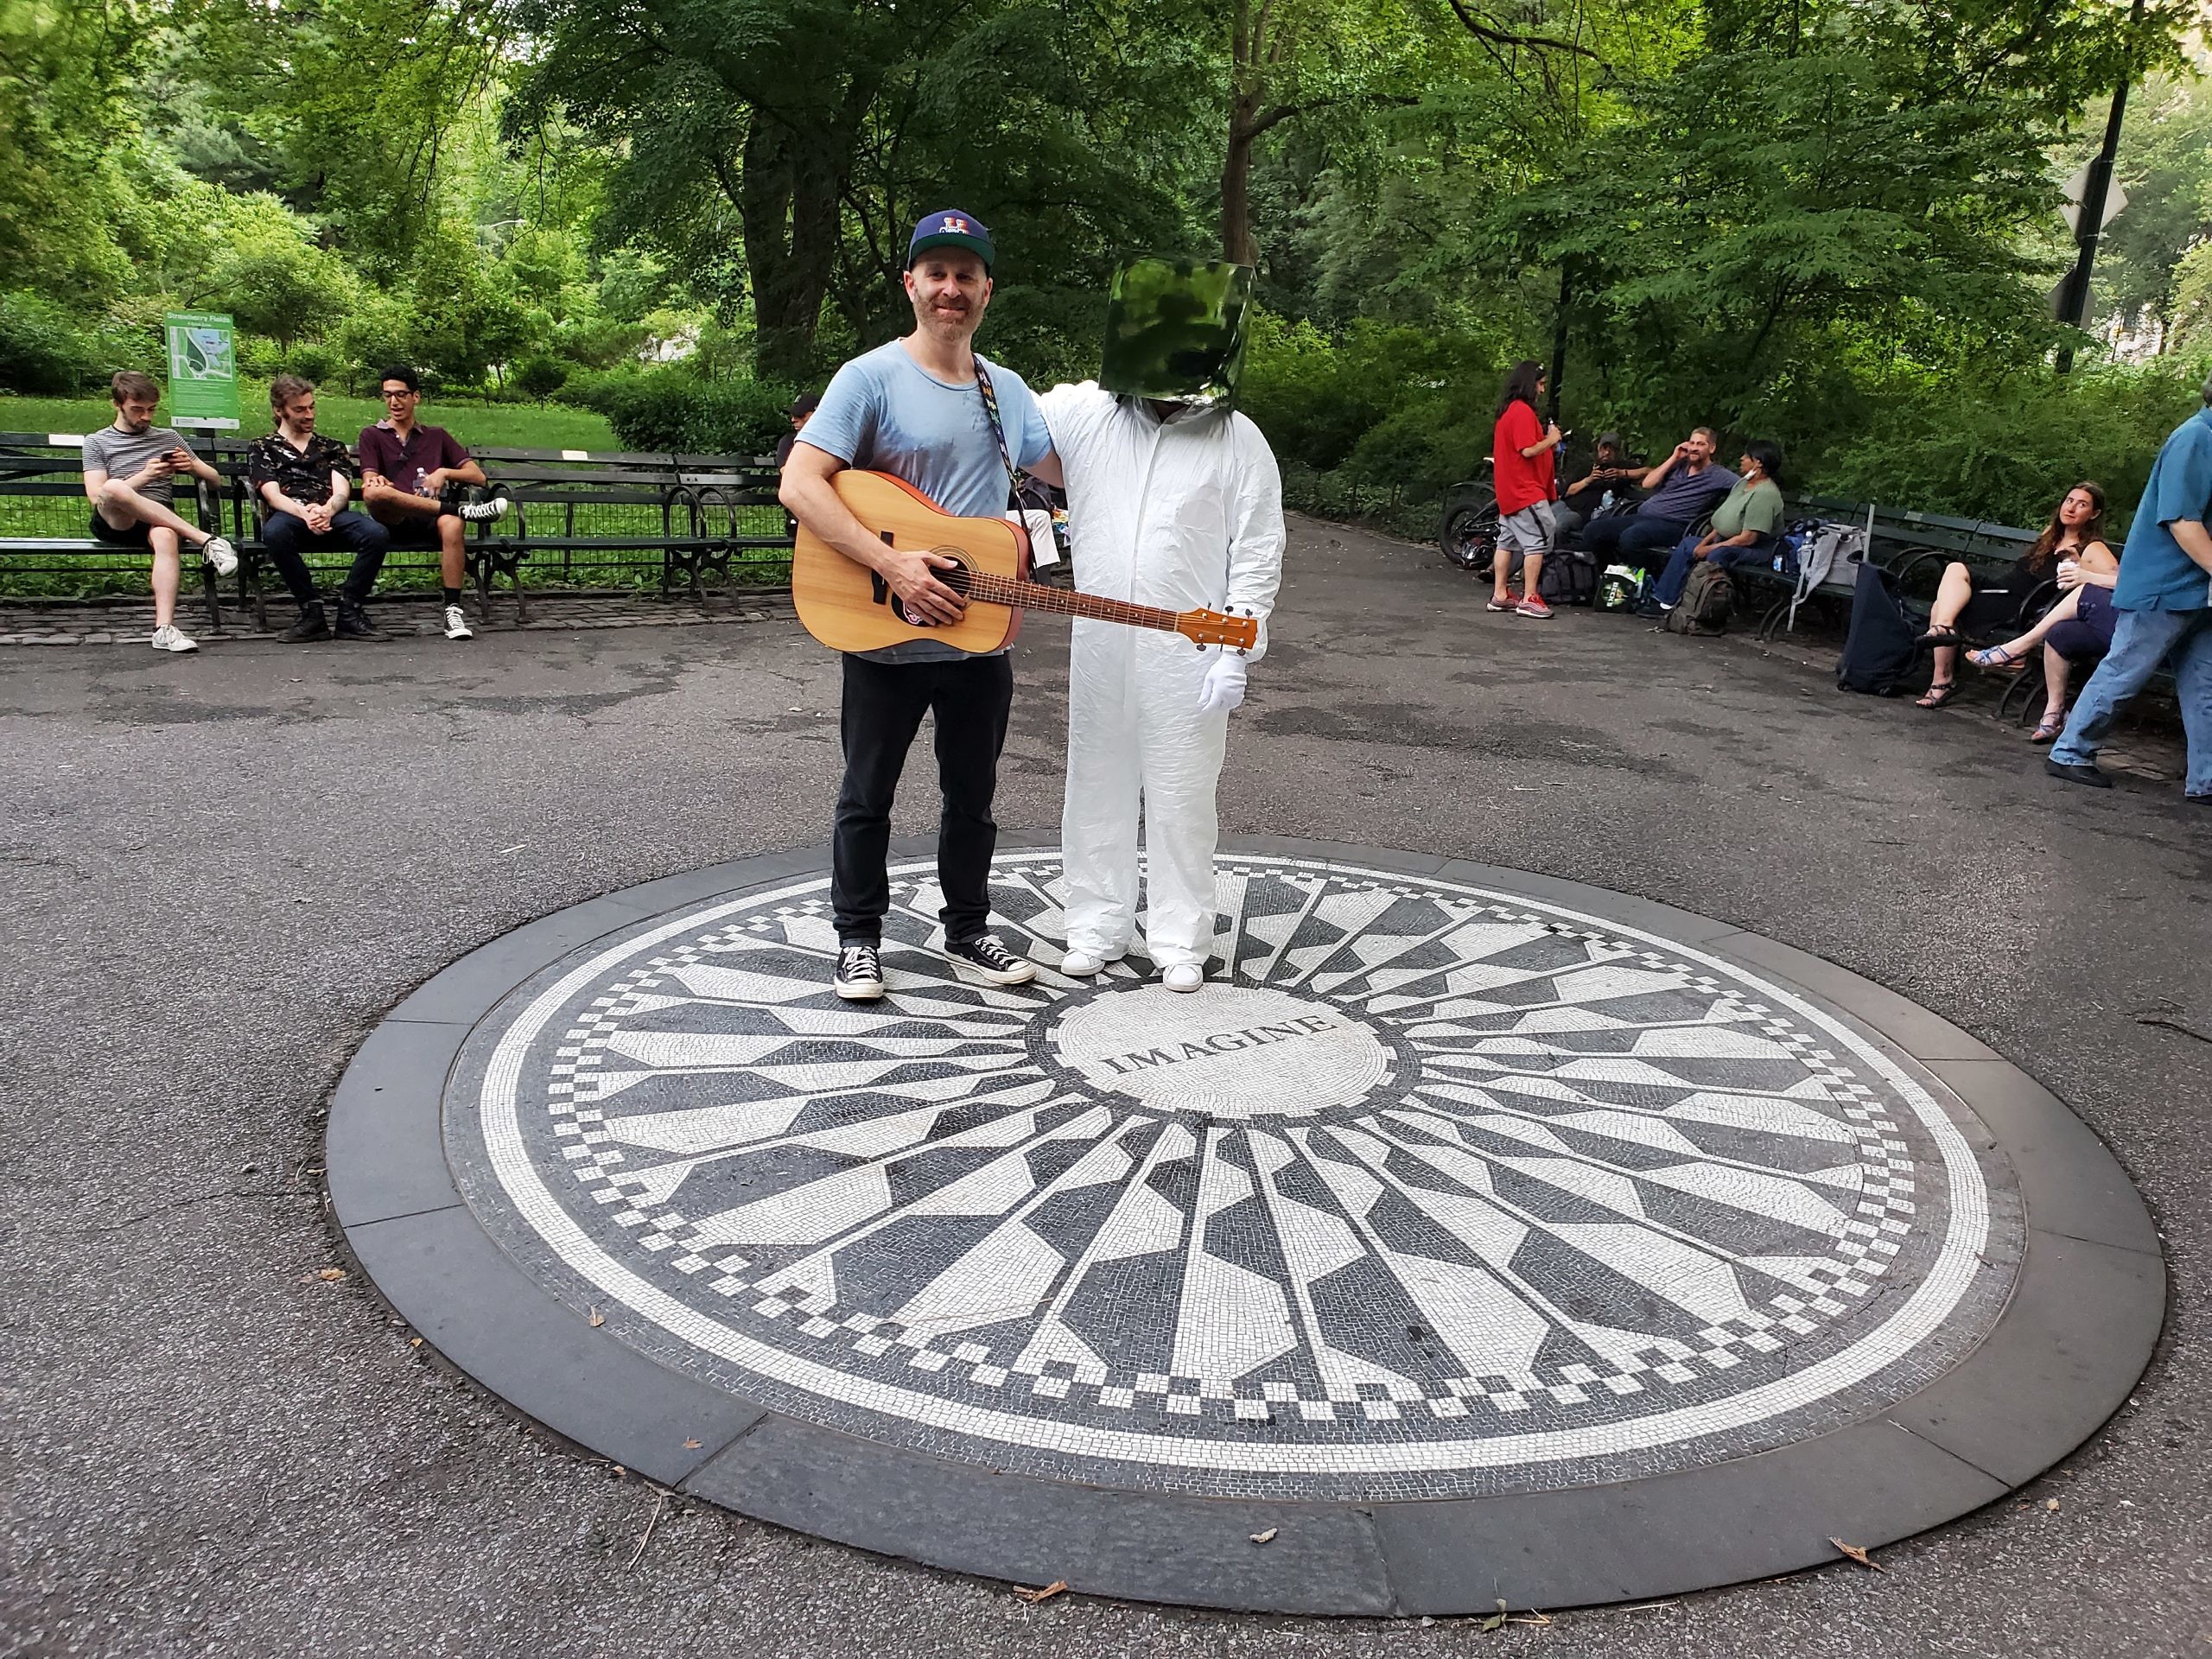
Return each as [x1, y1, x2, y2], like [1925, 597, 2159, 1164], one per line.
[358, 365, 508, 641]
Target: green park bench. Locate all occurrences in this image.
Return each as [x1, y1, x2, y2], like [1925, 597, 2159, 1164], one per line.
[0, 432, 793, 631]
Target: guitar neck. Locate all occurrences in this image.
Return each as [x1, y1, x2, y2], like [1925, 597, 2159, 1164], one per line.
[958, 571, 1185, 635]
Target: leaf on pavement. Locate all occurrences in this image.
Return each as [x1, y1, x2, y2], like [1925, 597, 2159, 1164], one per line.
[1012, 1580, 1067, 1605]
[1830, 1537, 1884, 1571]
[1249, 1527, 1278, 1544]
[588, 1306, 606, 1327]
[683, 1439, 702, 1449]
[316, 1267, 347, 1281]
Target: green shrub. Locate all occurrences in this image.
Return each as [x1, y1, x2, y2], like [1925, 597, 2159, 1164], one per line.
[514, 356, 570, 400]
[569, 369, 797, 455]
[1812, 362, 2207, 532]
[0, 292, 156, 395]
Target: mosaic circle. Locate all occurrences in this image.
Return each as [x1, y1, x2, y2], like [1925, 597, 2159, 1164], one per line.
[447, 852, 2024, 1501]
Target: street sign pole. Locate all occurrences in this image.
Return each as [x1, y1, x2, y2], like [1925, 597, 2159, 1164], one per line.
[2055, 0, 2145, 375]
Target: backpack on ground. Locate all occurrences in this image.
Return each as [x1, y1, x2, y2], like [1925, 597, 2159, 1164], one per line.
[1665, 561, 1735, 634]
[1835, 561, 1918, 696]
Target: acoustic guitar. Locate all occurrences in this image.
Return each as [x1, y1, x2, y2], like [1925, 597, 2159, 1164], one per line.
[791, 470, 1260, 656]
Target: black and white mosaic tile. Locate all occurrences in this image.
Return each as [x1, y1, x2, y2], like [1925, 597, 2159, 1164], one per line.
[445, 852, 2024, 1502]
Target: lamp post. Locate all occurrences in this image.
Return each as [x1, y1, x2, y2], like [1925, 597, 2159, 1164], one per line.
[2055, 0, 2145, 375]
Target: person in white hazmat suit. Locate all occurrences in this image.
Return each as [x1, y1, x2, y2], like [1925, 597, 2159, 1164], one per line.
[1039, 258, 1284, 993]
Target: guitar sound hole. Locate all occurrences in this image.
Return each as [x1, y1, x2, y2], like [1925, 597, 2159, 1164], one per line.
[890, 556, 969, 627]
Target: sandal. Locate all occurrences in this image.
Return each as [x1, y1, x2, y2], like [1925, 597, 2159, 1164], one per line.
[2030, 714, 2064, 744]
[1916, 624, 1961, 645]
[1968, 645, 2028, 671]
[1916, 682, 1958, 709]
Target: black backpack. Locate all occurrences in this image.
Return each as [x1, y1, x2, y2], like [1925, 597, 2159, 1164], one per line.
[1665, 562, 1735, 635]
[1836, 562, 1918, 696]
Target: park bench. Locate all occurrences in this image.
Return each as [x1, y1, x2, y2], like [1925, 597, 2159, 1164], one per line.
[0, 431, 791, 632]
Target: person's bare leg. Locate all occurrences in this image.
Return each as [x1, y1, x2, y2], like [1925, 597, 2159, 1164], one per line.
[2040, 646, 2072, 727]
[1927, 562, 1972, 630]
[1521, 550, 1545, 602]
[1920, 642, 1960, 702]
[1989, 588, 2081, 659]
[98, 480, 213, 550]
[148, 526, 181, 629]
[1491, 545, 1516, 607]
[437, 512, 467, 590]
[363, 482, 442, 524]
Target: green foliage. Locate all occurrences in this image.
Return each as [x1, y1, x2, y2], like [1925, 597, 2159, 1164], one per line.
[3, 0, 2209, 533]
[198, 195, 358, 352]
[1817, 363, 2203, 531]
[0, 3, 143, 300]
[569, 370, 798, 456]
[514, 357, 570, 400]
[0, 291, 157, 395]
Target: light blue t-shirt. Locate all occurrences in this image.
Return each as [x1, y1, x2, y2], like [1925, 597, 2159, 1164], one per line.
[2116, 404, 2212, 613]
[799, 340, 1052, 662]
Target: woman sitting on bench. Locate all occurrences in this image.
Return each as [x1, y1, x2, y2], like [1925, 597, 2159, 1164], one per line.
[1912, 481, 2111, 709]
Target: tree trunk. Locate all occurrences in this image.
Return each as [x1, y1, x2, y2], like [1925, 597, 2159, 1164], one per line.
[1222, 118, 1257, 265]
[740, 117, 849, 381]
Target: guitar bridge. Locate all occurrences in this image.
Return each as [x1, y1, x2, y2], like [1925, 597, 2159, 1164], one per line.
[871, 531, 893, 605]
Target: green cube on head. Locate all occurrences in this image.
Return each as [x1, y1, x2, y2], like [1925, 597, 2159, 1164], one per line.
[1100, 257, 1255, 407]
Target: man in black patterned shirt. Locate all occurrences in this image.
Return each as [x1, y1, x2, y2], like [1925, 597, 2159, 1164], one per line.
[247, 374, 390, 642]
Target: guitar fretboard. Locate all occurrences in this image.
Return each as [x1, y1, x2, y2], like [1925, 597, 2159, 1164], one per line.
[953, 569, 1184, 635]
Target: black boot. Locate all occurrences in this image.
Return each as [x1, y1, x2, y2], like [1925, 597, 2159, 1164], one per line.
[334, 599, 387, 641]
[278, 601, 331, 643]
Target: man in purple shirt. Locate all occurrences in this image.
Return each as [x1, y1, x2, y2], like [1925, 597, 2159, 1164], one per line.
[1580, 426, 1740, 575]
[359, 365, 508, 642]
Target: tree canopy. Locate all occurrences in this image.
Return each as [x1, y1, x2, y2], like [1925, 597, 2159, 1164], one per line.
[2, 0, 2207, 527]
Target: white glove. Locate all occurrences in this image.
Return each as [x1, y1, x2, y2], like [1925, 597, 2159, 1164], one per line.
[1197, 649, 1248, 714]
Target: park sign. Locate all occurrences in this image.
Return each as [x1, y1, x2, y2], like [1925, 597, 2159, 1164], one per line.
[162, 311, 240, 429]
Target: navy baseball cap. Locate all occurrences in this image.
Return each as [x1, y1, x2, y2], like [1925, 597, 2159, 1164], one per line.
[907, 208, 995, 271]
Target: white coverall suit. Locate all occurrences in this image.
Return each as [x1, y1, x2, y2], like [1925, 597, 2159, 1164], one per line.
[1038, 383, 1286, 969]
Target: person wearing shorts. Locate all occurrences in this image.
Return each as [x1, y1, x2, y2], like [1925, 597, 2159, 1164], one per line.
[1488, 359, 1561, 618]
[80, 371, 239, 653]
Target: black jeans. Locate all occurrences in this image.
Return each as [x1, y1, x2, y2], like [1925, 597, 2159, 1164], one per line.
[260, 510, 390, 607]
[833, 652, 1014, 945]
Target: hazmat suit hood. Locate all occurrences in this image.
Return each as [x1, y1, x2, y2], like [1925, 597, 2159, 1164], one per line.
[1098, 257, 1255, 409]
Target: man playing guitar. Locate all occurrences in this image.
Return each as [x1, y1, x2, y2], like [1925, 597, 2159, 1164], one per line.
[780, 209, 1064, 1001]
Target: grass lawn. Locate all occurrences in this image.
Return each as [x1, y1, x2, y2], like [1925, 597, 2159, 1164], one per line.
[1, 390, 619, 451]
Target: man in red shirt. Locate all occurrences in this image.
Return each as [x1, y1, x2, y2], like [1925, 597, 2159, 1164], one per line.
[1488, 359, 1562, 619]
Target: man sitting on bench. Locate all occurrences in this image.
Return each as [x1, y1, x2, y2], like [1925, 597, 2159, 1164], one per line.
[358, 365, 509, 642]
[248, 374, 391, 643]
[80, 371, 238, 654]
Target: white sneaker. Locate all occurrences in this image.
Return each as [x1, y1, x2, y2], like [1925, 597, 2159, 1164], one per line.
[200, 536, 238, 577]
[443, 604, 474, 641]
[1161, 963, 1204, 994]
[149, 624, 198, 653]
[1059, 948, 1124, 977]
[459, 493, 512, 524]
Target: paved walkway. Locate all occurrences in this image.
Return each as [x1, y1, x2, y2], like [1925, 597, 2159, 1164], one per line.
[0, 589, 786, 646]
[3, 517, 2206, 1656]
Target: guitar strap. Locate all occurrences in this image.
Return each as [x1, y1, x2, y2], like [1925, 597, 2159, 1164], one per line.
[971, 355, 1025, 505]
[974, 353, 1072, 575]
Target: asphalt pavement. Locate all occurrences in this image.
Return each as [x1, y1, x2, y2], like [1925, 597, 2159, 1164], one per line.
[3, 518, 2208, 1657]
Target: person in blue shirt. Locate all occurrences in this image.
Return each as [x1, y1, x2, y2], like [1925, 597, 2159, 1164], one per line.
[781, 208, 1065, 997]
[2046, 372, 2212, 800]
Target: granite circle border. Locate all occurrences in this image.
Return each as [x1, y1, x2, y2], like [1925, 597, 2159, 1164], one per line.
[327, 834, 2166, 1617]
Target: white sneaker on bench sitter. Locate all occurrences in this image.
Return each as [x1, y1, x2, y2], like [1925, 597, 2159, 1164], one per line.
[149, 624, 198, 653]
[443, 604, 474, 641]
[200, 536, 238, 577]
